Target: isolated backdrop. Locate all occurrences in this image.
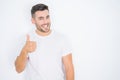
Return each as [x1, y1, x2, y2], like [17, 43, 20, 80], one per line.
[0, 0, 120, 80]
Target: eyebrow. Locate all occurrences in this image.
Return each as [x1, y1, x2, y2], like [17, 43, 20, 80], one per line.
[46, 15, 50, 18]
[38, 16, 44, 19]
[38, 15, 50, 19]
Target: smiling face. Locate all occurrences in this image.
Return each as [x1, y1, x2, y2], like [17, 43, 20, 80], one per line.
[32, 10, 51, 33]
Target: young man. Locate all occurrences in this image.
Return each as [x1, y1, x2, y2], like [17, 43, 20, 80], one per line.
[15, 3, 74, 80]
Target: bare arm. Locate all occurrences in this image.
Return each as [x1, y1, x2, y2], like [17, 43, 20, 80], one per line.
[15, 35, 36, 73]
[15, 48, 28, 73]
[62, 53, 74, 80]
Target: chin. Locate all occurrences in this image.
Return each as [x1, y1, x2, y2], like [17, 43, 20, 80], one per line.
[41, 29, 50, 33]
[45, 30, 50, 33]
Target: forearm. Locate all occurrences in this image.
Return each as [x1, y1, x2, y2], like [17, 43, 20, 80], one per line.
[15, 49, 28, 73]
[66, 67, 74, 80]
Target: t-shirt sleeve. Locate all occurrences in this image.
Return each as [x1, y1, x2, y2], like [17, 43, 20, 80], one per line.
[61, 36, 73, 57]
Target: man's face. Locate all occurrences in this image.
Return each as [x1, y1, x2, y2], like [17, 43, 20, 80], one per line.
[32, 10, 51, 33]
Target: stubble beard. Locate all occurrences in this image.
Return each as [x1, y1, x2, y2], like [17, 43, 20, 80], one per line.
[37, 24, 50, 33]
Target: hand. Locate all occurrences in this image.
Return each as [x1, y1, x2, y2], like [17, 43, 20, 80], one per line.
[23, 34, 36, 53]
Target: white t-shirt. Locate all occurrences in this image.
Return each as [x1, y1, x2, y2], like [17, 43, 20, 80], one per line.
[25, 30, 72, 80]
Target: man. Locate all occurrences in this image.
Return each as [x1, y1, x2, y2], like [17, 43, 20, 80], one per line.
[15, 3, 74, 80]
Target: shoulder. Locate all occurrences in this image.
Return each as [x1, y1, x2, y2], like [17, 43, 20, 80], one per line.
[52, 31, 71, 45]
[52, 30, 67, 39]
[26, 29, 37, 41]
[27, 30, 35, 36]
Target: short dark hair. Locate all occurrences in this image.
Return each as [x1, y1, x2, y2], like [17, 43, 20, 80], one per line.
[31, 3, 49, 17]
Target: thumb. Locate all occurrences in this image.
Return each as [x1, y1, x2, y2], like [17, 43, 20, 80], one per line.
[26, 34, 30, 41]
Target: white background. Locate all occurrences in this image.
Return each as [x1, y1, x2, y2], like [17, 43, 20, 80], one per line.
[0, 0, 120, 80]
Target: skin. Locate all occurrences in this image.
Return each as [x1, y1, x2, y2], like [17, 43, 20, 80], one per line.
[15, 10, 74, 80]
[31, 10, 51, 35]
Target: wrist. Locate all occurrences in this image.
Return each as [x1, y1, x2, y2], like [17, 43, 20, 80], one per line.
[20, 47, 29, 57]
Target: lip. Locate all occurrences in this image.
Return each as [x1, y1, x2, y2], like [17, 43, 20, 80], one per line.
[41, 24, 49, 30]
[42, 24, 48, 27]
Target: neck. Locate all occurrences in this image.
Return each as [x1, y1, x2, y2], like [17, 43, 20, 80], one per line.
[35, 29, 51, 36]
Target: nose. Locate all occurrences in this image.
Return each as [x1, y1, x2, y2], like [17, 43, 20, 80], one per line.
[43, 19, 48, 24]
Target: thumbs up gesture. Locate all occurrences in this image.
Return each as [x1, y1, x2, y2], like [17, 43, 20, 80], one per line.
[23, 35, 36, 53]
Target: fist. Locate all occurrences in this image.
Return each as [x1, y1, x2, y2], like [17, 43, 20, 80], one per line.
[23, 34, 36, 53]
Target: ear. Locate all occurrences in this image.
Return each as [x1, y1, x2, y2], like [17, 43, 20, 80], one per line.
[31, 18, 35, 24]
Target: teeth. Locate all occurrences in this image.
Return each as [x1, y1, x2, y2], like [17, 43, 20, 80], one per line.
[43, 25, 47, 28]
[45, 25, 47, 27]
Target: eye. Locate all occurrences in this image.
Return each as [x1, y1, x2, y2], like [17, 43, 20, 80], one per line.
[39, 17, 44, 20]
